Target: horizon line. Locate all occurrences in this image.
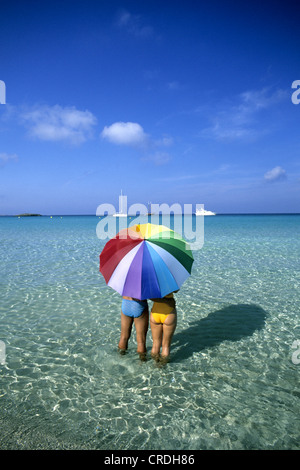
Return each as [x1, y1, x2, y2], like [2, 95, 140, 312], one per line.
[1, 212, 300, 217]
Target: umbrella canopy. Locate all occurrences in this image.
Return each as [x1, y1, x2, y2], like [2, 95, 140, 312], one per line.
[99, 223, 194, 300]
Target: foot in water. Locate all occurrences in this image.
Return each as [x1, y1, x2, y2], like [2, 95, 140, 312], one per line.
[118, 347, 126, 355]
[139, 352, 147, 362]
[151, 352, 160, 362]
[159, 355, 170, 364]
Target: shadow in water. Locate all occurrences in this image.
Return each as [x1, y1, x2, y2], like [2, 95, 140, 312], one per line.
[171, 303, 268, 363]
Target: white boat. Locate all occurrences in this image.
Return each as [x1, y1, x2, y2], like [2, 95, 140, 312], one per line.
[113, 190, 127, 217]
[195, 207, 216, 216]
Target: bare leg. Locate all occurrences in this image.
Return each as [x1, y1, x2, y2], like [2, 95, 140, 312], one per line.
[134, 309, 149, 354]
[118, 311, 133, 351]
[150, 313, 163, 357]
[161, 313, 177, 358]
[150, 312, 177, 361]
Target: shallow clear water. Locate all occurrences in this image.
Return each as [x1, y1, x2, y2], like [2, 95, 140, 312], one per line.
[0, 214, 299, 449]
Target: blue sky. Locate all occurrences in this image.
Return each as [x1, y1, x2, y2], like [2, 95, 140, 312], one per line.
[0, 0, 300, 214]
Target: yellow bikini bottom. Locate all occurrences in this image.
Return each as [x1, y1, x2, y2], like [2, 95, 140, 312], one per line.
[151, 312, 169, 324]
[151, 295, 176, 324]
[151, 310, 176, 324]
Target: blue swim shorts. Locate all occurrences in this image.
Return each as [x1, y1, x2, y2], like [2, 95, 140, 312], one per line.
[122, 299, 148, 318]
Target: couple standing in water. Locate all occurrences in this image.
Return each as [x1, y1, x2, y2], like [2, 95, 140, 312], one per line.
[118, 292, 178, 363]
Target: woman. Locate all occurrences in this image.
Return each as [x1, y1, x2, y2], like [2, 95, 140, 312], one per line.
[118, 296, 149, 359]
[150, 291, 178, 363]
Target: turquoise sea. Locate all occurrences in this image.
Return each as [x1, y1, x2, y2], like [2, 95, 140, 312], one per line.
[0, 214, 299, 450]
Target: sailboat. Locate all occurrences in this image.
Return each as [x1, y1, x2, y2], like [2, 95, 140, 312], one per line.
[146, 202, 153, 215]
[113, 190, 127, 217]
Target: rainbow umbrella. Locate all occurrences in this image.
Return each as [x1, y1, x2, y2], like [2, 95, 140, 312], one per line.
[99, 223, 194, 300]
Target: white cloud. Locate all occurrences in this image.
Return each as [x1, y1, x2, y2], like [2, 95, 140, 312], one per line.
[116, 9, 154, 37]
[264, 166, 287, 182]
[142, 151, 172, 166]
[203, 122, 254, 141]
[240, 88, 286, 110]
[154, 136, 173, 147]
[0, 152, 18, 166]
[168, 81, 180, 90]
[101, 122, 148, 146]
[22, 105, 97, 144]
[101, 121, 173, 165]
[201, 87, 287, 142]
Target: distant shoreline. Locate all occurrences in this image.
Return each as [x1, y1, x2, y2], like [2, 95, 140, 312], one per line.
[14, 213, 42, 217]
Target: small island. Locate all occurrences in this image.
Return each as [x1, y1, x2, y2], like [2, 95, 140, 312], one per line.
[15, 213, 42, 217]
